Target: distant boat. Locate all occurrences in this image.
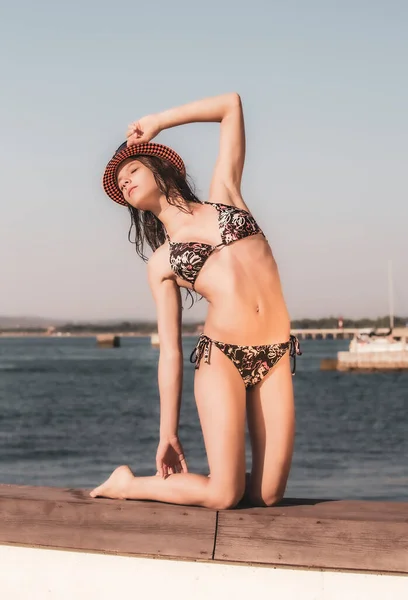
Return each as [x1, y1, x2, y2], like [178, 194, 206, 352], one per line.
[336, 327, 408, 370]
[347, 260, 404, 354]
[96, 334, 120, 348]
[348, 328, 406, 354]
[333, 261, 408, 370]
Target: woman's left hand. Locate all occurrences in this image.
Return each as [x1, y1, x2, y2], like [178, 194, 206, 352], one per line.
[156, 435, 188, 479]
[126, 114, 161, 146]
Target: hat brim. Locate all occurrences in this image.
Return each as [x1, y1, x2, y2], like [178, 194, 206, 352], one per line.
[103, 142, 186, 206]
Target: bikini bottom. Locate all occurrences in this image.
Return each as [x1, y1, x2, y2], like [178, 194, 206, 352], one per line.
[190, 334, 302, 389]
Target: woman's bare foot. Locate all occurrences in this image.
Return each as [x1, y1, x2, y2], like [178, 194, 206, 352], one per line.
[89, 465, 135, 499]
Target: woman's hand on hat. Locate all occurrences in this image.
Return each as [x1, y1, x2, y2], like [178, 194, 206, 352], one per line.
[126, 114, 161, 146]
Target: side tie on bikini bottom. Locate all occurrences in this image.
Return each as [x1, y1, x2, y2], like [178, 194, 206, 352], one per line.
[190, 334, 302, 389]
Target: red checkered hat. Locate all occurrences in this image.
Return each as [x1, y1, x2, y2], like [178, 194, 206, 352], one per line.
[103, 141, 186, 206]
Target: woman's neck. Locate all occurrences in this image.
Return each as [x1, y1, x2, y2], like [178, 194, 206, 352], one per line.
[155, 196, 196, 238]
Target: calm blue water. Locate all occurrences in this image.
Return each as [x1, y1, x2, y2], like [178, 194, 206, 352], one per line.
[0, 337, 407, 501]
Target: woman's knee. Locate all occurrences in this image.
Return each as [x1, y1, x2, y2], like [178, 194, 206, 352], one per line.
[249, 491, 283, 507]
[207, 479, 246, 510]
[247, 481, 285, 507]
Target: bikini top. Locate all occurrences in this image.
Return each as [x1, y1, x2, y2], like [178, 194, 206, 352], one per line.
[166, 201, 264, 288]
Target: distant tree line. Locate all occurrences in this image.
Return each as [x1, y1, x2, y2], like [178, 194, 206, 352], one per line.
[58, 321, 158, 334]
[56, 321, 200, 334]
[1, 316, 406, 334]
[0, 321, 199, 334]
[0, 327, 47, 334]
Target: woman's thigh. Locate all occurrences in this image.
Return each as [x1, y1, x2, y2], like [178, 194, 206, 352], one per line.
[246, 352, 295, 506]
[194, 344, 247, 505]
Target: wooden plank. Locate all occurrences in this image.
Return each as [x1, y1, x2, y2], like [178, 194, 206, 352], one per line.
[214, 511, 408, 573]
[2, 486, 408, 572]
[0, 486, 216, 560]
[0, 484, 95, 503]
[238, 499, 408, 523]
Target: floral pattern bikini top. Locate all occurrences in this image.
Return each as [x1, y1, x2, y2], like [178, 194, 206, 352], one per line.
[166, 201, 265, 289]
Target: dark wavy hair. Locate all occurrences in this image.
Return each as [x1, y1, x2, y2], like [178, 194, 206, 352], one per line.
[122, 155, 202, 306]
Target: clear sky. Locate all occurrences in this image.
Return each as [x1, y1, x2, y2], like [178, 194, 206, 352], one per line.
[1, 0, 407, 322]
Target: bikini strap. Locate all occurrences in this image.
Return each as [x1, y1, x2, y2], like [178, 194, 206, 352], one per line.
[289, 335, 302, 376]
[190, 334, 212, 368]
[202, 200, 229, 211]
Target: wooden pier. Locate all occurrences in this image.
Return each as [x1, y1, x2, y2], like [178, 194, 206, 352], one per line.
[293, 327, 408, 341]
[0, 484, 407, 598]
[292, 328, 357, 340]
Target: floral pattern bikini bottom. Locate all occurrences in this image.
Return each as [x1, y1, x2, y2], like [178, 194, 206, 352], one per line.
[190, 334, 302, 389]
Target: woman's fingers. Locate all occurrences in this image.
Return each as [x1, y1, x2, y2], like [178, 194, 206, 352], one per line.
[156, 459, 187, 479]
[169, 461, 186, 474]
[126, 122, 145, 143]
[164, 463, 184, 475]
[127, 133, 139, 146]
[156, 458, 164, 479]
[126, 122, 139, 137]
[127, 133, 147, 147]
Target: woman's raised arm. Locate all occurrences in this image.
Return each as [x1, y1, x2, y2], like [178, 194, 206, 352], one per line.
[127, 93, 246, 207]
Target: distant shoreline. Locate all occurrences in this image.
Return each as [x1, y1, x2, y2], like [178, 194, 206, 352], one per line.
[0, 332, 198, 338]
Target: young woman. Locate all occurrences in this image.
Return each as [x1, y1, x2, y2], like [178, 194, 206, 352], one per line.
[90, 93, 301, 509]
